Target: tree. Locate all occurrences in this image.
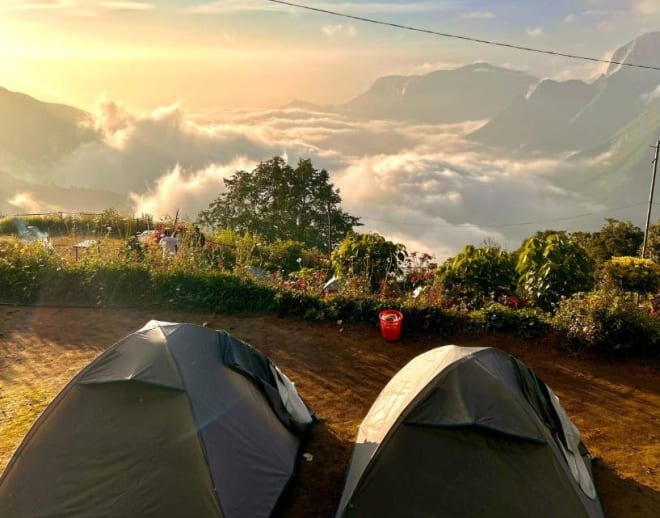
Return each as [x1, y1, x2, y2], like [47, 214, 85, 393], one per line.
[516, 233, 593, 310]
[644, 220, 660, 262]
[572, 219, 643, 266]
[198, 157, 360, 251]
[332, 232, 407, 292]
[437, 245, 517, 308]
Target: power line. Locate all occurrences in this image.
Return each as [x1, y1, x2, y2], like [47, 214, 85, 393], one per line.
[265, 0, 660, 72]
[359, 202, 648, 229]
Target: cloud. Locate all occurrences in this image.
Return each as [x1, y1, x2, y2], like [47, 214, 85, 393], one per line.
[459, 11, 495, 19]
[189, 1, 447, 15]
[129, 159, 255, 219]
[525, 27, 544, 37]
[635, 1, 659, 14]
[0, 0, 69, 10]
[49, 101, 306, 193]
[582, 9, 625, 17]
[100, 2, 154, 10]
[562, 13, 576, 24]
[7, 192, 64, 213]
[322, 24, 358, 39]
[124, 106, 597, 258]
[8, 100, 609, 260]
[0, 0, 154, 15]
[642, 85, 660, 104]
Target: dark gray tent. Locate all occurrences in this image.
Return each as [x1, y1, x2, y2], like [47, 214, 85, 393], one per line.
[336, 345, 604, 518]
[0, 321, 313, 518]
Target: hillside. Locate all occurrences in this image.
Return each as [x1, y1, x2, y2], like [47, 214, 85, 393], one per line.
[558, 96, 660, 205]
[0, 88, 97, 180]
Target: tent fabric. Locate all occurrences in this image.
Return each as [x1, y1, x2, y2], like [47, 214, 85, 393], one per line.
[0, 321, 312, 518]
[336, 345, 604, 518]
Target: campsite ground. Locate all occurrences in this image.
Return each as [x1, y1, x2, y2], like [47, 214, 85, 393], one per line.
[0, 306, 658, 517]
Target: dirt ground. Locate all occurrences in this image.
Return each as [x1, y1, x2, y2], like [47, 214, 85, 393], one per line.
[0, 306, 658, 517]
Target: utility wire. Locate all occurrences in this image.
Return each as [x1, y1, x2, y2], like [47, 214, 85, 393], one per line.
[359, 202, 648, 229]
[266, 0, 660, 72]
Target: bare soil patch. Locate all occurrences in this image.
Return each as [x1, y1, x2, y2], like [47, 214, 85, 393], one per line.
[1, 307, 658, 517]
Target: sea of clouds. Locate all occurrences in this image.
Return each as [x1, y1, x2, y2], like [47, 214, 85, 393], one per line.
[7, 100, 613, 260]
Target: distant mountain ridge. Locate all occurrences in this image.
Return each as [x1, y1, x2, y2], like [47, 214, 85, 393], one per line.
[0, 87, 97, 178]
[471, 31, 660, 153]
[338, 63, 537, 124]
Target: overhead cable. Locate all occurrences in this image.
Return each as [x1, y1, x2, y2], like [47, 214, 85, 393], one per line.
[265, 0, 660, 72]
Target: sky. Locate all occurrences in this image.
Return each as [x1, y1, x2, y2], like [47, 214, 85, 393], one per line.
[1, 1, 659, 259]
[1, 0, 659, 110]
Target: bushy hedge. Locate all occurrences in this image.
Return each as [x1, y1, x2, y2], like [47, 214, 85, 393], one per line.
[554, 290, 660, 355]
[2, 240, 657, 356]
[470, 303, 549, 338]
[0, 241, 274, 312]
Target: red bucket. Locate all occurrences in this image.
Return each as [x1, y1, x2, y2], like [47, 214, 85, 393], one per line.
[379, 309, 403, 341]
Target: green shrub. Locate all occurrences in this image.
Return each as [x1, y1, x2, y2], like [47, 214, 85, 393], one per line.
[259, 240, 306, 274]
[517, 234, 593, 310]
[153, 271, 276, 313]
[332, 232, 407, 292]
[437, 245, 517, 308]
[553, 290, 660, 355]
[470, 303, 548, 338]
[0, 241, 61, 302]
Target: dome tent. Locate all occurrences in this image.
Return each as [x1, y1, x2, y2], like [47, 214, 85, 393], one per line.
[0, 321, 313, 518]
[336, 346, 604, 518]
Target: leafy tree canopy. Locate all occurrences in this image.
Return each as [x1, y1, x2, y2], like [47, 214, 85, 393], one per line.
[572, 219, 643, 266]
[198, 157, 360, 251]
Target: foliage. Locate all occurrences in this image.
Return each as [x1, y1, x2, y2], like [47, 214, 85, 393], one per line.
[516, 234, 593, 310]
[255, 240, 329, 275]
[572, 219, 643, 266]
[437, 245, 517, 308]
[331, 232, 407, 292]
[153, 270, 276, 313]
[401, 251, 436, 290]
[470, 303, 548, 338]
[644, 221, 660, 263]
[198, 157, 360, 250]
[0, 241, 61, 302]
[601, 256, 660, 295]
[554, 289, 659, 355]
